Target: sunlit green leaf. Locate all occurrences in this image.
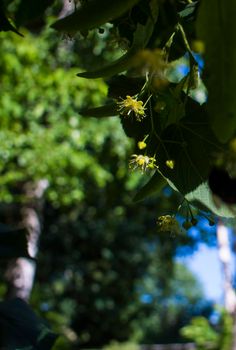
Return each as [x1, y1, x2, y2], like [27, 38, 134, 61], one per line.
[178, 1, 199, 21]
[186, 182, 235, 218]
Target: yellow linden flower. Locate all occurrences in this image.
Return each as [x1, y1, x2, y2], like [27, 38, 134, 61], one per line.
[134, 49, 167, 74]
[129, 154, 158, 172]
[138, 141, 147, 150]
[166, 159, 175, 169]
[117, 95, 146, 121]
[156, 215, 180, 234]
[137, 157, 145, 166]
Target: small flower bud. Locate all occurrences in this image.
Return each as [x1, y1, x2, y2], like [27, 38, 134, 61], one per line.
[166, 160, 175, 169]
[138, 141, 147, 150]
[191, 218, 198, 226]
[182, 220, 193, 230]
[208, 219, 215, 226]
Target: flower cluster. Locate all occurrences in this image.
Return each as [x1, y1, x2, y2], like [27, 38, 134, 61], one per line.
[133, 49, 168, 88]
[117, 95, 146, 121]
[156, 215, 180, 234]
[129, 154, 157, 172]
[134, 49, 167, 73]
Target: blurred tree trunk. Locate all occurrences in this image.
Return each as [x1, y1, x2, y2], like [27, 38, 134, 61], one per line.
[217, 221, 236, 349]
[5, 180, 48, 301]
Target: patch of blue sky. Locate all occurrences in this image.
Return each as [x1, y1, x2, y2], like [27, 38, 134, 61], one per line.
[209, 309, 221, 325]
[187, 226, 200, 240]
[166, 52, 207, 104]
[193, 52, 204, 72]
[176, 221, 236, 303]
[162, 185, 173, 198]
[197, 216, 216, 235]
[179, 52, 204, 75]
[177, 63, 190, 76]
[184, 244, 223, 303]
[140, 293, 154, 304]
[174, 213, 217, 258]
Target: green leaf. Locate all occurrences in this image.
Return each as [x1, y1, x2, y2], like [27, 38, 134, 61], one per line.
[77, 47, 137, 79]
[120, 111, 150, 140]
[51, 0, 140, 34]
[80, 103, 118, 117]
[133, 171, 167, 202]
[0, 298, 58, 349]
[178, 1, 199, 21]
[156, 86, 186, 130]
[158, 100, 223, 195]
[107, 75, 144, 99]
[0, 224, 31, 259]
[0, 6, 23, 36]
[77, 0, 159, 79]
[197, 0, 236, 142]
[186, 182, 235, 218]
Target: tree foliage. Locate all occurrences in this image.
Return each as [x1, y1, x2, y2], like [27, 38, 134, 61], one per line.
[181, 310, 234, 350]
[0, 0, 235, 348]
[50, 0, 236, 220]
[0, 28, 130, 207]
[1, 0, 235, 221]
